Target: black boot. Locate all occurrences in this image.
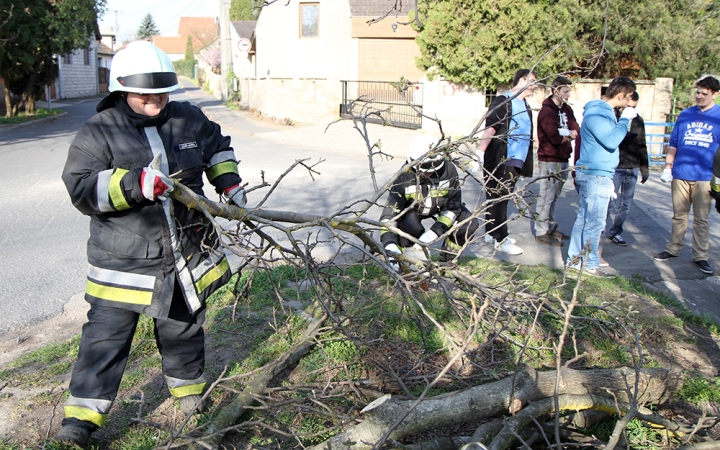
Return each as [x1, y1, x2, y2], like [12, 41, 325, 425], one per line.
[56, 424, 92, 447]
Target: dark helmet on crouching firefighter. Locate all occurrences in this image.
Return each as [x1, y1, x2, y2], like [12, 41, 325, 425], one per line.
[407, 134, 445, 175]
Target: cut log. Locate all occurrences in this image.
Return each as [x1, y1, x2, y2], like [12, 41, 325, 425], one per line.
[308, 367, 683, 450]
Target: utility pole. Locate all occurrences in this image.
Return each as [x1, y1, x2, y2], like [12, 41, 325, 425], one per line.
[219, 0, 231, 101]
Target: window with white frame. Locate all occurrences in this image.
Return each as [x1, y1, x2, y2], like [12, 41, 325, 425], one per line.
[300, 3, 319, 38]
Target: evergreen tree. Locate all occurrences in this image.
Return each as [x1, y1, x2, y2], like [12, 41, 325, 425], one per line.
[229, 0, 260, 21]
[184, 35, 194, 61]
[136, 13, 159, 40]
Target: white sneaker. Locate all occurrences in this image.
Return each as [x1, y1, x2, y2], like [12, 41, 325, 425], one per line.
[484, 234, 516, 245]
[495, 237, 523, 255]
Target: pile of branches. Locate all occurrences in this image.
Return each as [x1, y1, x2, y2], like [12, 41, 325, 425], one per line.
[143, 86, 717, 450]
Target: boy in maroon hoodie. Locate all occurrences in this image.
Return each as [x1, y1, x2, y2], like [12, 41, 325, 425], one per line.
[534, 76, 580, 246]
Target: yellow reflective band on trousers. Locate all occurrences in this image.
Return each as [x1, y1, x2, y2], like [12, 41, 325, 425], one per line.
[194, 257, 229, 293]
[711, 175, 720, 193]
[169, 382, 206, 397]
[437, 215, 454, 228]
[206, 161, 239, 181]
[64, 406, 107, 427]
[445, 238, 462, 252]
[109, 168, 131, 211]
[86, 280, 153, 305]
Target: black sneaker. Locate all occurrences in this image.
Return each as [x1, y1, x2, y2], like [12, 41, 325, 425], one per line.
[609, 234, 627, 246]
[56, 424, 91, 447]
[695, 260, 714, 275]
[653, 251, 678, 262]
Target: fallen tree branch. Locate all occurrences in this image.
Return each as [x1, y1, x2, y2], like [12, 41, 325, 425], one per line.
[307, 367, 682, 450]
[187, 303, 328, 449]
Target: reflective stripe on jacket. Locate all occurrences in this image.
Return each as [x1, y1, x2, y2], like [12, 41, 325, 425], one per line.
[63, 98, 240, 318]
[380, 162, 463, 246]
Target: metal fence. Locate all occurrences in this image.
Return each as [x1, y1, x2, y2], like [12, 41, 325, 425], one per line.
[340, 80, 423, 129]
[644, 121, 674, 165]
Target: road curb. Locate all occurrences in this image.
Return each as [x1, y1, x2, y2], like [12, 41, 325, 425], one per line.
[0, 110, 68, 133]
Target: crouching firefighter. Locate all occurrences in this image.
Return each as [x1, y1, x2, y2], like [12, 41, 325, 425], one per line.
[381, 134, 479, 268]
[56, 41, 248, 446]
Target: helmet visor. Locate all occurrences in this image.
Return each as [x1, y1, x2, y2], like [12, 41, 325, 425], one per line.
[418, 157, 444, 173]
[117, 72, 178, 90]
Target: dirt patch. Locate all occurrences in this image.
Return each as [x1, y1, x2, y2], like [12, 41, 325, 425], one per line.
[0, 293, 88, 368]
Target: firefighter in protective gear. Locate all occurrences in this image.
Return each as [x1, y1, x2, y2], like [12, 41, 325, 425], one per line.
[381, 134, 479, 265]
[56, 41, 245, 446]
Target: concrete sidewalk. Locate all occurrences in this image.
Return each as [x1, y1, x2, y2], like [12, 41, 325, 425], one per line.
[180, 79, 720, 323]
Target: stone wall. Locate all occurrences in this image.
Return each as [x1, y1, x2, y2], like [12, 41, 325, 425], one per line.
[238, 76, 675, 140]
[420, 77, 674, 141]
[58, 43, 99, 99]
[240, 77, 341, 124]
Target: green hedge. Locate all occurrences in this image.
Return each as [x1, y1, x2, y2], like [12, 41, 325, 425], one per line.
[173, 59, 197, 78]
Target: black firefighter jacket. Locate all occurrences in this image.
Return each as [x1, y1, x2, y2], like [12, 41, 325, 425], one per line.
[62, 94, 241, 319]
[380, 162, 463, 246]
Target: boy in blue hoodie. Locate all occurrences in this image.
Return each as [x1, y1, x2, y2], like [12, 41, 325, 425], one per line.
[566, 76, 637, 276]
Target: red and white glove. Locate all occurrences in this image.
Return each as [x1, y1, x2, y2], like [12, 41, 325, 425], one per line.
[225, 184, 247, 208]
[140, 155, 174, 201]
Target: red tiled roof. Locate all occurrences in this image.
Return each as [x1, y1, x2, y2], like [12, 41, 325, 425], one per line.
[97, 41, 115, 56]
[178, 17, 218, 51]
[152, 36, 187, 55]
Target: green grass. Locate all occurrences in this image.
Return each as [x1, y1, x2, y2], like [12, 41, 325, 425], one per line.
[679, 376, 720, 405]
[0, 108, 62, 125]
[3, 258, 720, 449]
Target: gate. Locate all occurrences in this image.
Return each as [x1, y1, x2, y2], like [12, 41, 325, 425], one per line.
[340, 80, 423, 129]
[98, 67, 109, 93]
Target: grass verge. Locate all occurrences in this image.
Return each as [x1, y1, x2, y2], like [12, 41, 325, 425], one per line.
[1, 257, 719, 449]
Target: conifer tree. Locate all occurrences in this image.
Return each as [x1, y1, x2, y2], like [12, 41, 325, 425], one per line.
[184, 35, 194, 61]
[136, 13, 159, 40]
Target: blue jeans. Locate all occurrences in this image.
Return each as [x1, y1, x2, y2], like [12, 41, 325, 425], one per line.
[607, 168, 638, 237]
[567, 172, 614, 269]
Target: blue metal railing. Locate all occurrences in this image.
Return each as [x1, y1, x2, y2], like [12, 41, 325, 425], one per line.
[644, 121, 674, 165]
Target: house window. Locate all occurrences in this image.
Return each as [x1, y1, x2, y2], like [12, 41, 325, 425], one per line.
[62, 53, 71, 65]
[300, 3, 319, 38]
[83, 48, 90, 65]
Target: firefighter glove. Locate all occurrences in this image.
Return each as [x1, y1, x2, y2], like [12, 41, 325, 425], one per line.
[140, 155, 174, 201]
[419, 230, 438, 244]
[660, 168, 673, 183]
[225, 185, 247, 208]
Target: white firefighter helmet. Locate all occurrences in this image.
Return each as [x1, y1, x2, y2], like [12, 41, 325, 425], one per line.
[407, 134, 444, 174]
[109, 41, 180, 94]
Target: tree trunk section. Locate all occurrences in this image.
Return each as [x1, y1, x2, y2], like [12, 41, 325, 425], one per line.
[308, 367, 682, 450]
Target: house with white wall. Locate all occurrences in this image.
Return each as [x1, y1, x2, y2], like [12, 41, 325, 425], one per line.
[237, 0, 674, 136]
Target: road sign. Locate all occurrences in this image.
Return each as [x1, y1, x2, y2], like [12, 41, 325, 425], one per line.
[237, 38, 251, 53]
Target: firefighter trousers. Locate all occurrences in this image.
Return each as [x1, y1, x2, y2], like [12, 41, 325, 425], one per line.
[395, 206, 478, 249]
[62, 301, 206, 430]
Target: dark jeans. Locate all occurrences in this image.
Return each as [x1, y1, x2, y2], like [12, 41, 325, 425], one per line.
[607, 168, 638, 237]
[484, 164, 521, 241]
